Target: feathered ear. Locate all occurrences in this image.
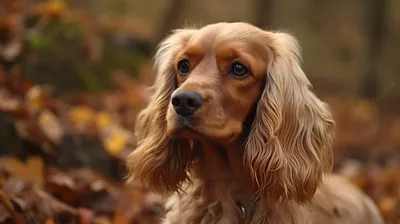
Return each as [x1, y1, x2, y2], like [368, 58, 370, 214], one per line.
[244, 32, 335, 204]
[126, 29, 196, 193]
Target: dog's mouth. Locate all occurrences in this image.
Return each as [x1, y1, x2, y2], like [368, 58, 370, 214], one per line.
[175, 116, 197, 130]
[167, 116, 240, 145]
[167, 116, 206, 139]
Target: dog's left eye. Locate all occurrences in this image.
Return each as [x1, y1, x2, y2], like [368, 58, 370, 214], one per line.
[177, 59, 191, 75]
[230, 62, 249, 78]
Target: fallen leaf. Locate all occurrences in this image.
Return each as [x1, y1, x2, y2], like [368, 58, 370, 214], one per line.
[0, 190, 16, 220]
[45, 219, 55, 224]
[45, 171, 79, 206]
[69, 105, 94, 125]
[113, 210, 130, 224]
[102, 127, 130, 157]
[3, 157, 44, 186]
[68, 105, 96, 133]
[25, 85, 44, 115]
[33, 0, 69, 18]
[77, 207, 94, 224]
[93, 216, 112, 224]
[38, 109, 64, 143]
[95, 112, 113, 131]
[379, 197, 397, 217]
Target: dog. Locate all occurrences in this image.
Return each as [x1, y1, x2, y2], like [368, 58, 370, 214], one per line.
[127, 22, 383, 224]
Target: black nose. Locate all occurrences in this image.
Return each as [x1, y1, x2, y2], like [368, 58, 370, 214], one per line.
[171, 91, 203, 117]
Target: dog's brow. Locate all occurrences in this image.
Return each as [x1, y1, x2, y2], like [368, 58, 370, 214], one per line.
[216, 46, 238, 60]
[216, 46, 254, 71]
[183, 45, 205, 59]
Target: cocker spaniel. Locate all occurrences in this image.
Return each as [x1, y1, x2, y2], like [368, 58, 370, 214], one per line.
[127, 22, 383, 224]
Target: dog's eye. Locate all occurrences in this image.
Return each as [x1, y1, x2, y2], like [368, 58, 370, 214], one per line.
[177, 59, 190, 75]
[230, 62, 249, 78]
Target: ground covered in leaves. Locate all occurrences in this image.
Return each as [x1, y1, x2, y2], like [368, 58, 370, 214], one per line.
[0, 68, 166, 224]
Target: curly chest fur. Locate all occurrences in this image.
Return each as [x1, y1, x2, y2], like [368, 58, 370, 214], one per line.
[163, 179, 254, 223]
[160, 145, 301, 224]
[161, 179, 311, 224]
[161, 175, 380, 224]
[160, 145, 254, 224]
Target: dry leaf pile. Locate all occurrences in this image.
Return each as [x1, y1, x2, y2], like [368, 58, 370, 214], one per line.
[0, 65, 166, 223]
[327, 97, 400, 223]
[0, 156, 164, 224]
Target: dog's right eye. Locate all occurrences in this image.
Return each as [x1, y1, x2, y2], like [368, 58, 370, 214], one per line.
[177, 59, 191, 75]
[229, 62, 249, 79]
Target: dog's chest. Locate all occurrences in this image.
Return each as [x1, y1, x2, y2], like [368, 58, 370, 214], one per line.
[163, 178, 259, 224]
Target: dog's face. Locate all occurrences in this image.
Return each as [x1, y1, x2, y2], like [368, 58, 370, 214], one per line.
[127, 22, 335, 204]
[166, 23, 269, 144]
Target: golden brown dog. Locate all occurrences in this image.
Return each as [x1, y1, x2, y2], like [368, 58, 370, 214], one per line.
[127, 22, 383, 224]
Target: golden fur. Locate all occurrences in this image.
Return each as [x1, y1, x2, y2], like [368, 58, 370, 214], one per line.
[127, 22, 383, 223]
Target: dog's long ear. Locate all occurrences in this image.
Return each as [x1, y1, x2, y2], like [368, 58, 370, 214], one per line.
[126, 29, 196, 193]
[245, 32, 335, 204]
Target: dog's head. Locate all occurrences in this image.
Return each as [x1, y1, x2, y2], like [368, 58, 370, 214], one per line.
[127, 22, 334, 204]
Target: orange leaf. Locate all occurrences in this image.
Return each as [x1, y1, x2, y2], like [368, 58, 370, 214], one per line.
[45, 219, 55, 224]
[113, 210, 130, 224]
[4, 157, 44, 186]
[379, 197, 397, 217]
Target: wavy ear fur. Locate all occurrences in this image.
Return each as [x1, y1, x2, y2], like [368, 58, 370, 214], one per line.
[245, 32, 335, 204]
[126, 29, 196, 193]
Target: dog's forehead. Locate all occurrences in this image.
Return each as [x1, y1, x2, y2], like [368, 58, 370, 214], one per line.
[187, 23, 267, 52]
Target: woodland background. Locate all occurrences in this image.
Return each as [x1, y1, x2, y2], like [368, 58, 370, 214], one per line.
[0, 0, 399, 223]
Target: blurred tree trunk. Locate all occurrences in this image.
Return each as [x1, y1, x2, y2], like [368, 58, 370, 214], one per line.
[254, 0, 273, 29]
[156, 0, 187, 43]
[360, 0, 387, 99]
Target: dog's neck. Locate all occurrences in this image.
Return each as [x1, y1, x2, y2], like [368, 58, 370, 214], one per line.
[193, 140, 245, 179]
[186, 138, 258, 220]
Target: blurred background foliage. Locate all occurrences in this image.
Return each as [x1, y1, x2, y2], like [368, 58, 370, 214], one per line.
[8, 0, 400, 98]
[45, 0, 400, 99]
[0, 0, 399, 223]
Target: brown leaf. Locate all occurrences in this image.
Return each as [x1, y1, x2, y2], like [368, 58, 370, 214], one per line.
[77, 207, 94, 224]
[25, 85, 44, 115]
[38, 109, 64, 144]
[33, 0, 69, 19]
[113, 210, 130, 224]
[0, 190, 17, 221]
[0, 89, 21, 113]
[2, 157, 44, 186]
[45, 219, 55, 224]
[45, 168, 120, 212]
[379, 197, 397, 218]
[45, 171, 79, 206]
[33, 189, 78, 223]
[93, 216, 112, 224]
